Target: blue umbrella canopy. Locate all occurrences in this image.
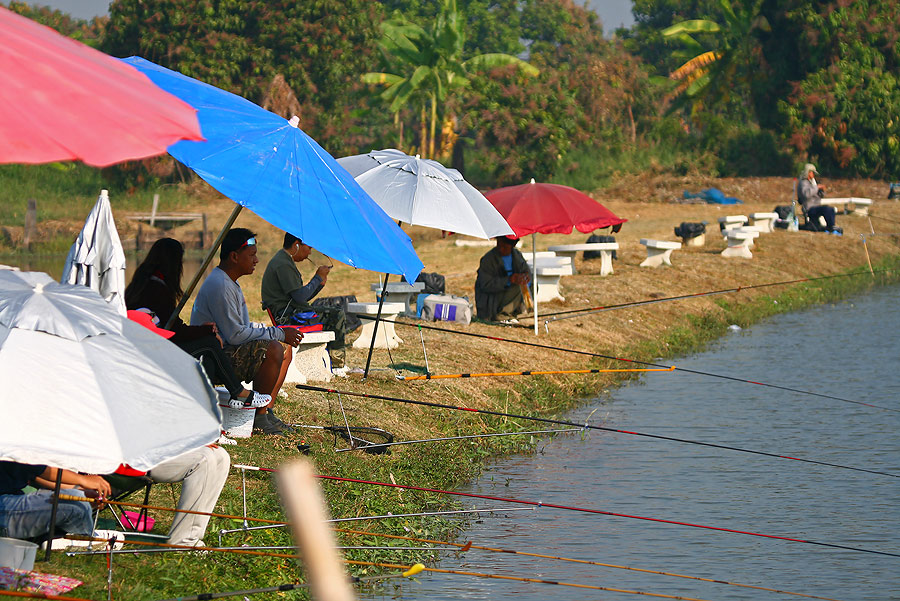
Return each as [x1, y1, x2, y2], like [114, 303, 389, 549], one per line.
[122, 57, 422, 282]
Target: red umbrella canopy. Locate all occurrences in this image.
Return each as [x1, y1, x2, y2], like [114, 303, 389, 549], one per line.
[0, 7, 203, 167]
[485, 180, 627, 237]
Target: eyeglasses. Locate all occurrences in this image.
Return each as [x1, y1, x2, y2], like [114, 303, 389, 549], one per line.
[239, 237, 257, 248]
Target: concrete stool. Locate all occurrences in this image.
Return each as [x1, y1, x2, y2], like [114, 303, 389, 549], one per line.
[749, 212, 779, 233]
[283, 331, 336, 384]
[370, 281, 425, 317]
[721, 231, 757, 258]
[718, 215, 748, 238]
[639, 239, 681, 267]
[680, 233, 706, 247]
[549, 243, 619, 276]
[349, 302, 405, 349]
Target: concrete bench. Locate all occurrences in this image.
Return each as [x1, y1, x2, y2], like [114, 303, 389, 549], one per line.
[453, 237, 494, 247]
[750, 212, 779, 233]
[718, 215, 748, 238]
[821, 197, 873, 216]
[533, 265, 568, 302]
[721, 230, 758, 258]
[283, 330, 336, 384]
[525, 253, 574, 276]
[548, 243, 619, 276]
[639, 239, 681, 267]
[370, 281, 425, 317]
[348, 301, 405, 349]
[732, 226, 764, 247]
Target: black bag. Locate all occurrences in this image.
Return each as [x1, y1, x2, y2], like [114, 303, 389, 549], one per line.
[774, 205, 793, 220]
[584, 235, 617, 260]
[673, 222, 706, 239]
[415, 272, 445, 294]
[311, 295, 361, 331]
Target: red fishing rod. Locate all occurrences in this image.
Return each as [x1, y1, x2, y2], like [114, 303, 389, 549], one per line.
[317, 474, 900, 558]
[358, 315, 896, 412]
[296, 384, 898, 479]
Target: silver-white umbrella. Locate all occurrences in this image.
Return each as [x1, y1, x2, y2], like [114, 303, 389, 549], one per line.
[337, 148, 513, 239]
[0, 270, 221, 474]
[61, 189, 127, 315]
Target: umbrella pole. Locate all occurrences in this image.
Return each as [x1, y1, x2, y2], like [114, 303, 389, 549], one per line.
[43, 469, 64, 561]
[532, 233, 538, 336]
[165, 204, 243, 329]
[362, 272, 390, 380]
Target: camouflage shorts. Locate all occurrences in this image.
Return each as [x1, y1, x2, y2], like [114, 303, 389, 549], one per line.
[223, 339, 270, 383]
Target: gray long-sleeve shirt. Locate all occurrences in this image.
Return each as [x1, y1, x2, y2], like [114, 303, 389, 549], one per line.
[190, 267, 284, 346]
[798, 178, 821, 212]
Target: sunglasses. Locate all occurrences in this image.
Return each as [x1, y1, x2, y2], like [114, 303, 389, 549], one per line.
[239, 237, 257, 248]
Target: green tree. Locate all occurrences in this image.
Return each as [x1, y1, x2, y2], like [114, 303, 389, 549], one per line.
[8, 1, 104, 46]
[362, 0, 537, 159]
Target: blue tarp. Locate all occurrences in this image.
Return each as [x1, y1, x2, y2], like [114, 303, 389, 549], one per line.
[683, 188, 743, 205]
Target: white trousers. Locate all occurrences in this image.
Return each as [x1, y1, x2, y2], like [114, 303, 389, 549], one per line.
[148, 446, 230, 546]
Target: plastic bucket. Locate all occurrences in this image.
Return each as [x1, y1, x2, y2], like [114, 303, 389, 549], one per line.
[0, 537, 38, 571]
[219, 404, 254, 438]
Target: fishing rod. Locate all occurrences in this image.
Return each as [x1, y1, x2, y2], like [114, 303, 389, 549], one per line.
[297, 384, 898, 479]
[347, 559, 719, 601]
[333, 428, 580, 452]
[319, 474, 900, 557]
[153, 565, 425, 601]
[64, 536, 711, 601]
[337, 527, 845, 601]
[216, 506, 536, 539]
[358, 314, 894, 412]
[397, 366, 675, 380]
[533, 269, 892, 321]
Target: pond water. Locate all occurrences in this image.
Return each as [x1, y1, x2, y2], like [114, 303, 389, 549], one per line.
[389, 285, 899, 601]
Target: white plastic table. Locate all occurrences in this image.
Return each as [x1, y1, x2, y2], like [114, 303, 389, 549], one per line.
[548, 243, 619, 276]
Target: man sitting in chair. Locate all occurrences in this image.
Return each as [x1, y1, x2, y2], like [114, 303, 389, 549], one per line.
[0, 461, 110, 540]
[261, 233, 349, 369]
[474, 235, 531, 323]
[798, 163, 841, 235]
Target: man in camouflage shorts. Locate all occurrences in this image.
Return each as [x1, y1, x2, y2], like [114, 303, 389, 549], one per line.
[191, 228, 303, 436]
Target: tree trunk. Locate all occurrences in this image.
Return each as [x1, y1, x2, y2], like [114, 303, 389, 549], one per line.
[627, 103, 636, 143]
[420, 103, 428, 157]
[428, 93, 437, 159]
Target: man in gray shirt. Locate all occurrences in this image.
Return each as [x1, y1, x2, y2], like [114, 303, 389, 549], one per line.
[192, 228, 303, 435]
[797, 163, 839, 234]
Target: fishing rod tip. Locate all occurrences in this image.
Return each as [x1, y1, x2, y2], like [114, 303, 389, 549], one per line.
[402, 563, 425, 577]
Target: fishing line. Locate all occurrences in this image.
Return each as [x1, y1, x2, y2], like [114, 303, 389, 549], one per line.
[397, 366, 674, 380]
[333, 428, 581, 452]
[318, 475, 900, 557]
[534, 269, 892, 321]
[361, 314, 895, 412]
[336, 527, 845, 601]
[297, 385, 898, 478]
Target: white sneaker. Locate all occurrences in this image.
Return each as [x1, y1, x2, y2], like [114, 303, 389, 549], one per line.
[217, 433, 238, 445]
[331, 366, 350, 377]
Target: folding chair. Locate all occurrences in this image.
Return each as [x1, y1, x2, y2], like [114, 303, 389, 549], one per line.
[101, 466, 155, 533]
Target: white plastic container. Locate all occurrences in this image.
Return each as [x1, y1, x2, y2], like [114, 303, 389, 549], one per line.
[0, 537, 38, 571]
[219, 404, 254, 438]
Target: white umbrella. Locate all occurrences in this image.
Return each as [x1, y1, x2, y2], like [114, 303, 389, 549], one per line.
[61, 189, 127, 315]
[0, 270, 222, 474]
[337, 149, 513, 239]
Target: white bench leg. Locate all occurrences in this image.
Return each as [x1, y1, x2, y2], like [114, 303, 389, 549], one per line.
[285, 343, 333, 383]
[640, 248, 673, 267]
[352, 316, 403, 349]
[535, 275, 564, 303]
[599, 250, 614, 276]
[379, 291, 417, 317]
[721, 240, 753, 259]
[558, 251, 578, 275]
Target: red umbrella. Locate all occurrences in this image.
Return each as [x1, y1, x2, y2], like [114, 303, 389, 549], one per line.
[0, 7, 203, 167]
[485, 179, 626, 237]
[485, 179, 626, 335]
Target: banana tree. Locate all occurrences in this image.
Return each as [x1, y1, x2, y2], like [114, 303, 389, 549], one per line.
[662, 0, 769, 113]
[363, 0, 537, 159]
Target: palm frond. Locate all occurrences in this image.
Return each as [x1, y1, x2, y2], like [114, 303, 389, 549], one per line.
[669, 51, 721, 81]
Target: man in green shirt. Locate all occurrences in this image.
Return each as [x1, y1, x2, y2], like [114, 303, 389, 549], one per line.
[261, 233, 349, 368]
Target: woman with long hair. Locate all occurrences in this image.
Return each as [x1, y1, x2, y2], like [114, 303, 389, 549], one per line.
[125, 238, 269, 409]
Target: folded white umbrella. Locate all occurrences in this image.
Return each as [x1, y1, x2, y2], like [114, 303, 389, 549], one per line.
[337, 149, 513, 239]
[61, 189, 127, 315]
[0, 270, 221, 474]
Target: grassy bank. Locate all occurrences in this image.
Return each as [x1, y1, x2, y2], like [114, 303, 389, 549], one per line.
[6, 172, 900, 599]
[42, 253, 900, 600]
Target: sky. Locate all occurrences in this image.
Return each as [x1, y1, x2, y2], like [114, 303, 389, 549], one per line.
[8, 0, 636, 34]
